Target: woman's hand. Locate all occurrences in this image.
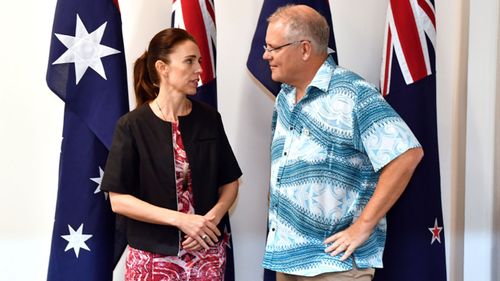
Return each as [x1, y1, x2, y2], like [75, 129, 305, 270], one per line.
[107, 192, 222, 250]
[175, 213, 220, 250]
[180, 180, 239, 251]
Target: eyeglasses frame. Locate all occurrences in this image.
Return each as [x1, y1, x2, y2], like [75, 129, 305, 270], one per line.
[262, 40, 311, 53]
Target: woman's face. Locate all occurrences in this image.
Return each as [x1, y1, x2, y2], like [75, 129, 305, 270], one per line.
[161, 40, 202, 95]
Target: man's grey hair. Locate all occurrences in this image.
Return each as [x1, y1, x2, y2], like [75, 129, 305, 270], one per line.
[267, 4, 329, 54]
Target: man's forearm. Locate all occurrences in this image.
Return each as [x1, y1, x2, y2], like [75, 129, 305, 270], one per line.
[357, 147, 424, 228]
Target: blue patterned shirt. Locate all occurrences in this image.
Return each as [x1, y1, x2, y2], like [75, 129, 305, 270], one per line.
[262, 56, 421, 276]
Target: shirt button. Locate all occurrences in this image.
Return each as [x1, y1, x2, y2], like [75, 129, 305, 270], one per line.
[277, 178, 280, 183]
[271, 228, 276, 232]
[289, 126, 294, 131]
[283, 152, 287, 156]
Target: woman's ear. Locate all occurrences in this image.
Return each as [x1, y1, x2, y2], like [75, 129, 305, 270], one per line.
[155, 60, 169, 76]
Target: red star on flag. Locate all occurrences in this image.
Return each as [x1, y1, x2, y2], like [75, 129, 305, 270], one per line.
[428, 218, 443, 244]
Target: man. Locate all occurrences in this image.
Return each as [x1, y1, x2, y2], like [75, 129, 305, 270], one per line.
[261, 5, 424, 281]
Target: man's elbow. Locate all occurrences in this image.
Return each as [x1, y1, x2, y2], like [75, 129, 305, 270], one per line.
[408, 147, 424, 169]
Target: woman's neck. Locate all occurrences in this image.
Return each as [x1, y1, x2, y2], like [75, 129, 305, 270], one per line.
[153, 90, 191, 122]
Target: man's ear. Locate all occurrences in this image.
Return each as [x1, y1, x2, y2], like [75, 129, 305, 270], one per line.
[301, 41, 312, 61]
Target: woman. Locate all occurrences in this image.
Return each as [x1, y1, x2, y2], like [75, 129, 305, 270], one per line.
[101, 28, 242, 280]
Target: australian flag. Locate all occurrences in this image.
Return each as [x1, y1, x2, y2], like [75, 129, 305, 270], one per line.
[46, 0, 128, 280]
[375, 0, 447, 280]
[172, 0, 218, 108]
[247, 0, 338, 97]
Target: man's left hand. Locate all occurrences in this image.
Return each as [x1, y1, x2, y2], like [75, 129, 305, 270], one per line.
[323, 220, 373, 261]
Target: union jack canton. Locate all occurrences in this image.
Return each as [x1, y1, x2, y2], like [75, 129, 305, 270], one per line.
[172, 0, 217, 107]
[381, 0, 436, 96]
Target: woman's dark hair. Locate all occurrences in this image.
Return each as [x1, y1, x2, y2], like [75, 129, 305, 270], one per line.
[133, 28, 197, 107]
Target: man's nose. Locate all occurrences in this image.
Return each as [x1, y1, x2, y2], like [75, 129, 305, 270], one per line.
[262, 49, 271, 60]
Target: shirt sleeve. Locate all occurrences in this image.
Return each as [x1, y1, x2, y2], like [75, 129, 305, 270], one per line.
[216, 113, 242, 186]
[101, 117, 139, 194]
[352, 81, 421, 172]
[271, 105, 278, 140]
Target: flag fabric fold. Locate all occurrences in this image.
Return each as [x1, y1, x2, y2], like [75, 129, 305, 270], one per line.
[46, 0, 129, 279]
[375, 0, 447, 280]
[247, 0, 338, 97]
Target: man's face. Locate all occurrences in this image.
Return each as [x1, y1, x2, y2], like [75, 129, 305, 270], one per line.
[263, 21, 300, 84]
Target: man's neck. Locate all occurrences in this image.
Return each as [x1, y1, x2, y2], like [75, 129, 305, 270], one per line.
[294, 53, 328, 103]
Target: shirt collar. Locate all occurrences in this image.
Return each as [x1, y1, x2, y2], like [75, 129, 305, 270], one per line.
[306, 54, 336, 94]
[280, 54, 337, 98]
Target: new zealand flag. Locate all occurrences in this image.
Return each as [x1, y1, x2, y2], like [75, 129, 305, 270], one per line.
[46, 0, 128, 279]
[375, 0, 447, 280]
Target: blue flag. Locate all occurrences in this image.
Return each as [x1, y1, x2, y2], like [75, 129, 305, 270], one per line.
[247, 2, 337, 280]
[247, 0, 338, 96]
[375, 0, 447, 280]
[46, 0, 128, 279]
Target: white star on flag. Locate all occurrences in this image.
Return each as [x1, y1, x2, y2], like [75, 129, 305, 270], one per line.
[61, 223, 93, 257]
[428, 218, 443, 244]
[52, 14, 121, 84]
[91, 166, 108, 200]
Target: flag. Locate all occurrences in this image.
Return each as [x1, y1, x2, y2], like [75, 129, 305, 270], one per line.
[172, 1, 237, 280]
[247, 2, 337, 280]
[46, 0, 129, 279]
[172, 0, 217, 108]
[375, 0, 447, 280]
[247, 0, 338, 96]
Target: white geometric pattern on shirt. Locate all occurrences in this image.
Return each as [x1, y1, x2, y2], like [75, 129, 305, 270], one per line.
[263, 56, 421, 276]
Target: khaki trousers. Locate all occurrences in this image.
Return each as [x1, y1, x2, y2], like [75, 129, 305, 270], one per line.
[276, 264, 375, 281]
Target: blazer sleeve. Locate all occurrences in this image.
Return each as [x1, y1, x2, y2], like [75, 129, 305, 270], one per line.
[101, 117, 139, 194]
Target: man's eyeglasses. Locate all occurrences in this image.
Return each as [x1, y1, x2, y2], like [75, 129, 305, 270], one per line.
[263, 40, 310, 53]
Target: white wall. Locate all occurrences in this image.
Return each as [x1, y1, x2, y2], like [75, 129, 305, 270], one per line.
[1, 0, 496, 280]
[436, 0, 469, 280]
[463, 0, 499, 280]
[0, 0, 62, 279]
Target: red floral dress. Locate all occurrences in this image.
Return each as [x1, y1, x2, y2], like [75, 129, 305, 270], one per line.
[126, 122, 227, 281]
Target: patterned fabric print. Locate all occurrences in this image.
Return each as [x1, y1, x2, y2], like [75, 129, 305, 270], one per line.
[126, 244, 227, 281]
[125, 122, 227, 281]
[263, 56, 421, 276]
[172, 122, 195, 215]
